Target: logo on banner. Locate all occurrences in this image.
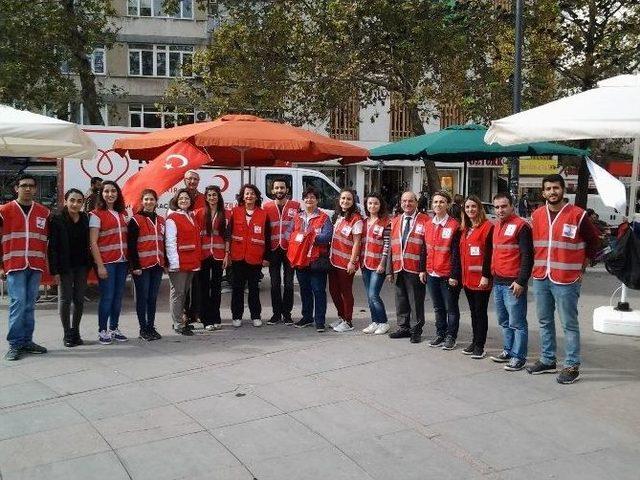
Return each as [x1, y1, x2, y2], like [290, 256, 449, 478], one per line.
[164, 154, 189, 170]
[80, 149, 131, 183]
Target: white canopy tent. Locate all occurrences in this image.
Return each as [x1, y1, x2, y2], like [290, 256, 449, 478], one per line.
[0, 105, 97, 160]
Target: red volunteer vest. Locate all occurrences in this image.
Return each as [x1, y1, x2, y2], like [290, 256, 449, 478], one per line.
[195, 208, 226, 261]
[491, 214, 528, 278]
[92, 209, 128, 264]
[167, 211, 201, 271]
[425, 215, 459, 277]
[230, 206, 268, 265]
[330, 213, 363, 270]
[190, 191, 206, 211]
[390, 212, 430, 274]
[287, 210, 330, 268]
[460, 220, 493, 290]
[363, 217, 390, 271]
[0, 201, 49, 273]
[132, 214, 165, 269]
[532, 204, 587, 284]
[264, 200, 300, 251]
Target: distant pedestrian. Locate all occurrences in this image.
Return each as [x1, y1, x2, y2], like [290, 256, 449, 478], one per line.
[84, 176, 102, 213]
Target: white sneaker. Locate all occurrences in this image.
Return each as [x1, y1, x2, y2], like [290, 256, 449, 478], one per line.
[252, 319, 262, 327]
[334, 321, 354, 332]
[362, 322, 378, 334]
[329, 319, 343, 329]
[109, 328, 128, 342]
[232, 319, 242, 328]
[204, 325, 215, 331]
[213, 324, 223, 330]
[98, 330, 112, 345]
[374, 323, 390, 335]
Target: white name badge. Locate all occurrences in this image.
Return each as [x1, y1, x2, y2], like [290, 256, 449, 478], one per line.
[288, 209, 295, 217]
[441, 227, 452, 239]
[373, 225, 384, 236]
[470, 246, 481, 256]
[36, 217, 46, 229]
[254, 225, 262, 234]
[295, 233, 304, 242]
[562, 223, 577, 239]
[314, 228, 322, 234]
[160, 225, 165, 235]
[341, 225, 352, 236]
[504, 224, 516, 236]
[415, 223, 424, 235]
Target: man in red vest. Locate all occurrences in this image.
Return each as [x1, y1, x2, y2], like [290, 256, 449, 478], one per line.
[527, 174, 600, 384]
[264, 178, 299, 325]
[0, 174, 49, 361]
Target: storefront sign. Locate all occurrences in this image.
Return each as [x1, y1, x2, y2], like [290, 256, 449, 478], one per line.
[468, 158, 506, 168]
[500, 156, 558, 176]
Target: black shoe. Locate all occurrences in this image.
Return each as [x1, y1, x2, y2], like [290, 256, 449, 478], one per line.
[283, 316, 294, 326]
[441, 336, 456, 350]
[72, 331, 84, 346]
[267, 316, 281, 325]
[64, 337, 75, 347]
[504, 358, 526, 371]
[316, 326, 326, 333]
[139, 330, 154, 341]
[526, 360, 557, 375]
[557, 366, 580, 384]
[471, 347, 486, 359]
[21, 341, 47, 354]
[490, 351, 511, 363]
[294, 318, 313, 328]
[461, 343, 475, 355]
[149, 328, 162, 340]
[4, 347, 22, 361]
[184, 324, 195, 331]
[177, 327, 194, 336]
[410, 333, 422, 343]
[428, 335, 445, 347]
[389, 329, 411, 339]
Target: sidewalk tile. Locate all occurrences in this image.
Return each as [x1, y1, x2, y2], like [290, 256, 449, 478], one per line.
[142, 370, 236, 403]
[0, 401, 84, 441]
[39, 367, 132, 395]
[2, 451, 130, 480]
[254, 375, 353, 412]
[0, 380, 59, 408]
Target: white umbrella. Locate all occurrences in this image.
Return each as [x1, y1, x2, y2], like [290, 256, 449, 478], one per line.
[0, 105, 97, 160]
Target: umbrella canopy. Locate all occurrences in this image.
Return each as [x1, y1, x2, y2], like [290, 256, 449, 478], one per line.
[369, 124, 588, 161]
[0, 105, 97, 159]
[113, 114, 368, 165]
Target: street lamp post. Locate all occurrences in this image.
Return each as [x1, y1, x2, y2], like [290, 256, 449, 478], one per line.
[509, 0, 524, 202]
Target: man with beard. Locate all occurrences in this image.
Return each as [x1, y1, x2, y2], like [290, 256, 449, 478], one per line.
[528, 174, 600, 384]
[264, 178, 299, 325]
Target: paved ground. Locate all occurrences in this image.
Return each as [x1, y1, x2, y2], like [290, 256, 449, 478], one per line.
[0, 269, 639, 480]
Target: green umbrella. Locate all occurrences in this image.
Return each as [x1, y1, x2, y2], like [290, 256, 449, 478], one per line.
[369, 124, 589, 161]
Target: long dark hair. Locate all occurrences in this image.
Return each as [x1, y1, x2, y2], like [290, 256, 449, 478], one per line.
[332, 188, 358, 222]
[364, 192, 388, 219]
[461, 195, 487, 230]
[95, 180, 126, 212]
[169, 188, 194, 212]
[137, 189, 158, 213]
[236, 183, 262, 207]
[204, 185, 225, 236]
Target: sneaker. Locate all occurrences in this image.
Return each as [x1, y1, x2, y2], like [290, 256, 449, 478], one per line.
[21, 341, 47, 354]
[316, 326, 326, 333]
[139, 330, 154, 341]
[441, 336, 456, 350]
[429, 335, 445, 347]
[213, 324, 223, 330]
[461, 343, 475, 355]
[557, 366, 580, 384]
[232, 319, 242, 328]
[283, 317, 294, 326]
[252, 319, 263, 327]
[389, 329, 411, 339]
[204, 324, 216, 331]
[177, 327, 194, 336]
[64, 335, 75, 348]
[526, 360, 558, 375]
[110, 329, 128, 342]
[149, 328, 162, 340]
[504, 358, 526, 371]
[471, 347, 486, 359]
[490, 351, 511, 363]
[329, 318, 343, 329]
[374, 323, 390, 335]
[4, 346, 22, 361]
[410, 332, 422, 343]
[362, 322, 378, 334]
[99, 330, 112, 345]
[334, 321, 354, 332]
[267, 316, 281, 325]
[294, 318, 313, 328]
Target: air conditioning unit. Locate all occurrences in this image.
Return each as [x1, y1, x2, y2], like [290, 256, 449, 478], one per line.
[196, 111, 208, 122]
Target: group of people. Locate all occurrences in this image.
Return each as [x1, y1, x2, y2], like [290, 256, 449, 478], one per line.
[1, 170, 599, 384]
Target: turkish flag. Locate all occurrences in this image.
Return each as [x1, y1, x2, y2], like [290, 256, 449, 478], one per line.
[122, 141, 210, 209]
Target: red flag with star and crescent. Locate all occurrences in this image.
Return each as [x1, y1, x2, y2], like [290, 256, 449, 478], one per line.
[122, 141, 210, 209]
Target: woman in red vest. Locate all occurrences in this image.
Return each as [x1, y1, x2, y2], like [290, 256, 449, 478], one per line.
[361, 193, 391, 335]
[166, 189, 201, 336]
[128, 189, 165, 341]
[329, 189, 364, 332]
[458, 195, 493, 359]
[195, 185, 229, 331]
[89, 180, 129, 345]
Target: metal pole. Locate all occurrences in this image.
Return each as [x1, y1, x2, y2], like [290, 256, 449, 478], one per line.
[509, 0, 524, 201]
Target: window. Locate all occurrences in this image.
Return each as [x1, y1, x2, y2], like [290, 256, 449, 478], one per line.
[439, 103, 464, 129]
[302, 175, 340, 211]
[128, 44, 193, 77]
[69, 103, 109, 126]
[129, 104, 197, 128]
[389, 94, 413, 141]
[61, 46, 106, 75]
[265, 174, 293, 200]
[329, 98, 359, 141]
[128, 0, 194, 19]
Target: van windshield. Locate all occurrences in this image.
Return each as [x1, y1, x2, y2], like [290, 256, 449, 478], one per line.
[303, 175, 339, 210]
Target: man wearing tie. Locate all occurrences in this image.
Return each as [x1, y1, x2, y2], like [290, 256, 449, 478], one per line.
[386, 191, 430, 343]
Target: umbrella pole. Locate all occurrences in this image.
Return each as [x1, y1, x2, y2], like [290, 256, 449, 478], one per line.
[238, 147, 249, 185]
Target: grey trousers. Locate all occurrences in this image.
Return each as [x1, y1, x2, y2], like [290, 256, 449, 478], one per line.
[58, 266, 89, 334]
[169, 271, 194, 329]
[395, 271, 426, 334]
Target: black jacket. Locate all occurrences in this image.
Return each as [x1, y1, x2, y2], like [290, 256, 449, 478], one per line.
[47, 210, 92, 275]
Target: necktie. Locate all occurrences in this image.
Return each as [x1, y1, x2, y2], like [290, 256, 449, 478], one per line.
[401, 216, 411, 248]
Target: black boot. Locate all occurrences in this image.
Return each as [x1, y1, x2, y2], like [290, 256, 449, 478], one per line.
[63, 330, 74, 347]
[71, 328, 84, 346]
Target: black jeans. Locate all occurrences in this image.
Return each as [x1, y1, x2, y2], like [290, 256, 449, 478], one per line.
[394, 271, 426, 334]
[464, 287, 491, 349]
[199, 257, 223, 326]
[268, 248, 294, 321]
[427, 276, 461, 339]
[231, 260, 262, 320]
[58, 265, 88, 335]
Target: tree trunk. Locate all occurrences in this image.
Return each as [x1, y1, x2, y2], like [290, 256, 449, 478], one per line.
[409, 105, 440, 194]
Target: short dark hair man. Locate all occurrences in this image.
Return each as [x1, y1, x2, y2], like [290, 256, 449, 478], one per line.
[84, 176, 103, 212]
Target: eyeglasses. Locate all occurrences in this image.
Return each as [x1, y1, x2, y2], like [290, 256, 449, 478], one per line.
[18, 184, 36, 189]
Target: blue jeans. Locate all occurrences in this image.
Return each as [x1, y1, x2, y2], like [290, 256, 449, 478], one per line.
[98, 261, 128, 332]
[133, 265, 163, 331]
[362, 267, 388, 323]
[6, 268, 41, 348]
[533, 278, 581, 367]
[427, 275, 461, 338]
[493, 283, 528, 360]
[296, 268, 327, 328]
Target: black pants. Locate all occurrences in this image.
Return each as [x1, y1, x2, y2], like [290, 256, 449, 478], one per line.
[58, 265, 89, 336]
[395, 271, 426, 334]
[269, 248, 294, 321]
[199, 257, 223, 326]
[231, 260, 262, 320]
[464, 287, 491, 349]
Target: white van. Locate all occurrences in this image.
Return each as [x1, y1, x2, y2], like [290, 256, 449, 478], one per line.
[564, 194, 624, 228]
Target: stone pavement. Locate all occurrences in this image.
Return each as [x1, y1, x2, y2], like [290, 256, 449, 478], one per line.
[0, 270, 639, 479]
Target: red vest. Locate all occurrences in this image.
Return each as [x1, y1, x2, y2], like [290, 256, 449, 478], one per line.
[425, 215, 459, 277]
[264, 200, 300, 251]
[190, 191, 206, 211]
[460, 220, 493, 290]
[492, 214, 528, 278]
[390, 212, 430, 274]
[532, 204, 587, 284]
[195, 208, 226, 261]
[0, 201, 49, 273]
[330, 213, 363, 270]
[363, 217, 390, 270]
[230, 206, 268, 265]
[91, 209, 128, 264]
[287, 210, 329, 268]
[132, 214, 165, 269]
[167, 211, 201, 271]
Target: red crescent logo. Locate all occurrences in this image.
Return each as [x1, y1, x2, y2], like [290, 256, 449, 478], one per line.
[213, 174, 229, 192]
